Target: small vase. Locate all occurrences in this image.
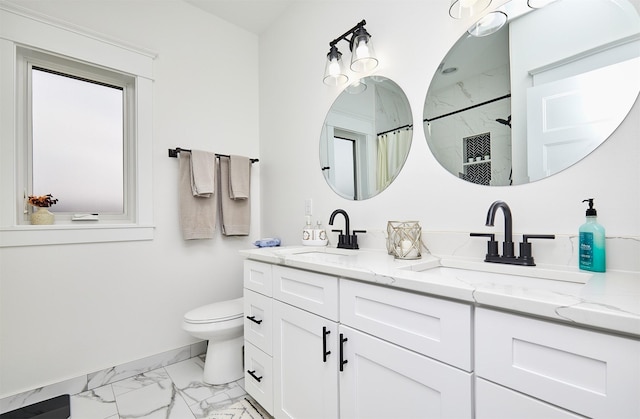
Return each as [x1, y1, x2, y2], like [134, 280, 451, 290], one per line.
[31, 207, 54, 225]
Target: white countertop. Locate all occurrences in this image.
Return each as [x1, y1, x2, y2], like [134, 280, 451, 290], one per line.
[241, 246, 640, 337]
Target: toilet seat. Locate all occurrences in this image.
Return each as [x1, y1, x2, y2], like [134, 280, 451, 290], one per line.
[184, 297, 243, 324]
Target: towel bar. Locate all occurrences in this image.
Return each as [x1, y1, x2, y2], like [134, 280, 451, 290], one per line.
[168, 147, 258, 163]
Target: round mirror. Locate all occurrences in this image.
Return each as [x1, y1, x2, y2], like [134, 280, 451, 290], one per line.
[320, 76, 413, 200]
[423, 0, 640, 186]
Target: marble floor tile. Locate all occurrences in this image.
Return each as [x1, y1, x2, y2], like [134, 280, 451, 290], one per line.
[112, 368, 171, 397]
[189, 385, 248, 418]
[200, 397, 271, 419]
[70, 385, 118, 419]
[164, 358, 238, 407]
[115, 377, 194, 419]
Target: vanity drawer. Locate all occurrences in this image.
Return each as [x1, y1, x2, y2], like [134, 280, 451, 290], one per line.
[244, 260, 273, 296]
[272, 265, 339, 321]
[476, 308, 640, 419]
[340, 279, 472, 371]
[244, 342, 273, 415]
[244, 289, 272, 354]
[476, 378, 583, 419]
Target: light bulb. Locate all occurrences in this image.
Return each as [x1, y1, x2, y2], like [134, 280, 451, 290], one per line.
[355, 39, 369, 58]
[328, 59, 341, 76]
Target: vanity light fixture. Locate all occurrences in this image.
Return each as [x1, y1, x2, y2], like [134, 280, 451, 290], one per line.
[449, 0, 492, 19]
[323, 20, 378, 86]
[467, 11, 507, 37]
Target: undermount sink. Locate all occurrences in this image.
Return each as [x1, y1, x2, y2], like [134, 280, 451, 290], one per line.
[286, 247, 362, 263]
[405, 258, 592, 285]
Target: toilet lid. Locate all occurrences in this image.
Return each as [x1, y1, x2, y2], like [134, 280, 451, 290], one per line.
[184, 297, 243, 324]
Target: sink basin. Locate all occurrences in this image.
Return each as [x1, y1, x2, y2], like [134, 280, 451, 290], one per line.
[287, 247, 363, 264]
[405, 258, 591, 285]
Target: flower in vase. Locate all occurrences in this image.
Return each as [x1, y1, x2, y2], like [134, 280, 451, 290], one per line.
[27, 194, 59, 208]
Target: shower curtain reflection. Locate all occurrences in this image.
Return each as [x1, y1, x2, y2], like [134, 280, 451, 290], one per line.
[377, 128, 412, 189]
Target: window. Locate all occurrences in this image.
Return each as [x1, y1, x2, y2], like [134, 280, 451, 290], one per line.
[0, 4, 156, 246]
[21, 50, 132, 220]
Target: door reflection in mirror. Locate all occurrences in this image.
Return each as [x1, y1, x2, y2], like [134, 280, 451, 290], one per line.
[332, 134, 357, 200]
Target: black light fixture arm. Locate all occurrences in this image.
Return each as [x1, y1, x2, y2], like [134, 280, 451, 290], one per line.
[329, 19, 367, 50]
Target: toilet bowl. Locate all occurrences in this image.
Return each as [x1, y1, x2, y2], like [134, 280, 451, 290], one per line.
[182, 297, 244, 385]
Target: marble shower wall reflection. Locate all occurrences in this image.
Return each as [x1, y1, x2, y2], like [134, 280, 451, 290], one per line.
[425, 66, 512, 186]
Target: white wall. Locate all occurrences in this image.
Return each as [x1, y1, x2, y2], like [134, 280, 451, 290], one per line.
[259, 1, 639, 259]
[0, 0, 260, 397]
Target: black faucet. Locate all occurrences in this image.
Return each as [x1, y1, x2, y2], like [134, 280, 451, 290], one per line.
[471, 200, 554, 266]
[329, 209, 366, 250]
[486, 200, 515, 259]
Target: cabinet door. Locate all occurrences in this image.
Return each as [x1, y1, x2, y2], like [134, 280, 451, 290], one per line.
[339, 325, 472, 419]
[273, 301, 339, 419]
[476, 378, 583, 419]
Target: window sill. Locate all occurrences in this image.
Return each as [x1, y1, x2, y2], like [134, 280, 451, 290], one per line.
[0, 224, 155, 247]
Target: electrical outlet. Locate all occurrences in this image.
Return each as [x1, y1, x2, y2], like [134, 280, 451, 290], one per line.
[304, 198, 313, 216]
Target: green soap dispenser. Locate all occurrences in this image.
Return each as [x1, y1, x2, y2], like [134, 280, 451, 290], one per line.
[579, 199, 606, 272]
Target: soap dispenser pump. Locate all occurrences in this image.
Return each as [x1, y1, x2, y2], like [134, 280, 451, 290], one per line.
[579, 198, 606, 272]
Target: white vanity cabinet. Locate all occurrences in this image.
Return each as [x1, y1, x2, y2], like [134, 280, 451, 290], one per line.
[243, 260, 473, 419]
[476, 307, 640, 419]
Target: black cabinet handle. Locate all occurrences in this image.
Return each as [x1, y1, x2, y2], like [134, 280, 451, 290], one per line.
[322, 327, 331, 362]
[246, 315, 263, 325]
[339, 333, 348, 372]
[247, 370, 262, 382]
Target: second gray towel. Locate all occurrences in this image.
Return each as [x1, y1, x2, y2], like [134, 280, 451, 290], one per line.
[219, 156, 250, 236]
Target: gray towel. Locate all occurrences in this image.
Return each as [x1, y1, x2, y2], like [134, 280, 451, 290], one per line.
[229, 155, 250, 199]
[218, 156, 250, 236]
[179, 152, 217, 239]
[190, 150, 215, 197]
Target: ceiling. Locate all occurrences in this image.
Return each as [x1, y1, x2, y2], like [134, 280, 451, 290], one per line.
[183, 0, 296, 34]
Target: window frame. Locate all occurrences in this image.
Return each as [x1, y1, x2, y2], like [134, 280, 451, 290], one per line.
[19, 47, 134, 224]
[0, 4, 156, 247]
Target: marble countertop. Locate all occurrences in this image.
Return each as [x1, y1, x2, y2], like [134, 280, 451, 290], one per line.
[241, 246, 640, 338]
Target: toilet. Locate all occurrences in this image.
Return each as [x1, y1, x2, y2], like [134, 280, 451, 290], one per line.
[182, 297, 244, 385]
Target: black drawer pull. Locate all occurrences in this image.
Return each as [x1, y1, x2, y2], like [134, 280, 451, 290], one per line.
[247, 369, 263, 382]
[246, 315, 263, 325]
[340, 333, 348, 372]
[322, 326, 331, 362]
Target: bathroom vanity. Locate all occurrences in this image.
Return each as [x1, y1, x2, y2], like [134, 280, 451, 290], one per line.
[241, 247, 640, 419]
